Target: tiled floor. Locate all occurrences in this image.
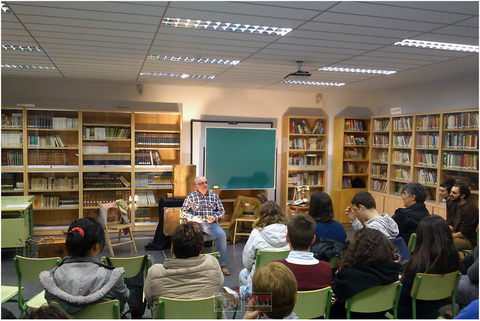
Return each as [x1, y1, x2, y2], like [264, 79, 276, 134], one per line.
[1, 227, 356, 318]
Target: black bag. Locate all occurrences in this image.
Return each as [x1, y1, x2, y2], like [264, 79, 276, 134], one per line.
[107, 255, 148, 319]
[310, 236, 349, 262]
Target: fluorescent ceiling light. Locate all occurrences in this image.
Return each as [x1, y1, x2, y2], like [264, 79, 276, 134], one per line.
[2, 45, 43, 52]
[320, 67, 396, 75]
[1, 2, 11, 13]
[147, 55, 240, 66]
[281, 80, 345, 86]
[394, 39, 479, 53]
[162, 17, 292, 36]
[140, 72, 215, 79]
[1, 64, 56, 70]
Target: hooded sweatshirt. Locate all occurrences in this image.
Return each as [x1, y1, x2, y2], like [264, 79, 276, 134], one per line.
[242, 223, 289, 283]
[39, 257, 129, 316]
[351, 213, 399, 239]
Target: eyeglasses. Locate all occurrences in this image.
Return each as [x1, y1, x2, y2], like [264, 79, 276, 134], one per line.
[196, 181, 208, 185]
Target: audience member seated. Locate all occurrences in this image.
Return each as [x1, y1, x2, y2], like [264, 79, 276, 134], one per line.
[439, 178, 455, 204]
[275, 214, 332, 291]
[239, 201, 289, 286]
[447, 183, 479, 251]
[308, 191, 347, 244]
[456, 247, 478, 307]
[330, 228, 401, 319]
[40, 217, 130, 316]
[392, 182, 430, 245]
[397, 215, 461, 319]
[345, 191, 399, 239]
[144, 222, 224, 318]
[244, 262, 298, 319]
[26, 304, 69, 319]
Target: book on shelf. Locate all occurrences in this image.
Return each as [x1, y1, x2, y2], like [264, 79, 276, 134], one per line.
[2, 131, 23, 147]
[301, 119, 312, 134]
[416, 115, 439, 130]
[444, 112, 479, 129]
[2, 112, 23, 128]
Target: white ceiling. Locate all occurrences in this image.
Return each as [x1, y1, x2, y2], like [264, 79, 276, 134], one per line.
[1, 1, 479, 91]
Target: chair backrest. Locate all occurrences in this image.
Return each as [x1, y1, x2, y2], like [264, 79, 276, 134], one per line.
[408, 233, 417, 253]
[101, 255, 151, 278]
[255, 250, 290, 268]
[14, 255, 61, 283]
[411, 271, 461, 301]
[329, 256, 340, 269]
[294, 286, 333, 319]
[51, 300, 121, 319]
[346, 281, 402, 319]
[158, 296, 222, 319]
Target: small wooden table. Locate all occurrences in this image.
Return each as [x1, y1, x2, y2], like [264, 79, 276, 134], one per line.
[288, 205, 309, 218]
[1, 195, 35, 255]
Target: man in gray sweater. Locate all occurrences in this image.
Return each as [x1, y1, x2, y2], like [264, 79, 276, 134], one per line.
[345, 191, 399, 239]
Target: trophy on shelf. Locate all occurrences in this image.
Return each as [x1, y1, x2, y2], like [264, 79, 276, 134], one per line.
[290, 185, 310, 206]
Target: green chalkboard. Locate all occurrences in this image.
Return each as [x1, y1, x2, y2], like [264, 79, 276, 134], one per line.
[205, 127, 276, 189]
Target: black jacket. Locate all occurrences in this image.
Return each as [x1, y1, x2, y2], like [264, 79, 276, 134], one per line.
[392, 202, 430, 245]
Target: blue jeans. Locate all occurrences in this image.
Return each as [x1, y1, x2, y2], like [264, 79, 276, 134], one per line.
[198, 222, 227, 266]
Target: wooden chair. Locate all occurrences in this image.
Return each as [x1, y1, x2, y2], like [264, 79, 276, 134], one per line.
[255, 250, 290, 268]
[294, 286, 333, 319]
[232, 215, 255, 244]
[408, 233, 417, 253]
[13, 255, 61, 317]
[345, 281, 402, 319]
[157, 295, 223, 319]
[103, 202, 137, 257]
[51, 300, 121, 319]
[410, 271, 461, 319]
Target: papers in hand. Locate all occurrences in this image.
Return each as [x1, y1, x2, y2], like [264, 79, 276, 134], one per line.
[180, 211, 205, 223]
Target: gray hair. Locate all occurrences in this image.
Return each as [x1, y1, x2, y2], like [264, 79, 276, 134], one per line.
[402, 182, 427, 203]
[194, 176, 206, 184]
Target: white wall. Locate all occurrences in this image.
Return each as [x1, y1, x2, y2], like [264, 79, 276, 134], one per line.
[2, 75, 478, 196]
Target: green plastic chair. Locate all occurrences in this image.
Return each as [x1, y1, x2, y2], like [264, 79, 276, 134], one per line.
[346, 281, 402, 319]
[14, 255, 61, 317]
[51, 300, 121, 319]
[255, 250, 290, 268]
[408, 233, 417, 253]
[294, 286, 333, 319]
[410, 271, 461, 319]
[1, 285, 21, 304]
[157, 295, 223, 319]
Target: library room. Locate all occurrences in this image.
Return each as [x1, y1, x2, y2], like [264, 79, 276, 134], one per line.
[1, 1, 478, 319]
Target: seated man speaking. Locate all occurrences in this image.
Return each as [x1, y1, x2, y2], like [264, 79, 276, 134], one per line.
[181, 176, 230, 275]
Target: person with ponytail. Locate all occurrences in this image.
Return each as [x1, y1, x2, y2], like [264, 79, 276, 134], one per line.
[40, 217, 130, 317]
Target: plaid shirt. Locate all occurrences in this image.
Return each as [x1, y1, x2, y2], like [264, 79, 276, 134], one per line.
[181, 190, 225, 222]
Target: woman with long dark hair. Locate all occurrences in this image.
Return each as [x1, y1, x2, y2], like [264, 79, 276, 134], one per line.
[308, 191, 347, 244]
[397, 215, 461, 319]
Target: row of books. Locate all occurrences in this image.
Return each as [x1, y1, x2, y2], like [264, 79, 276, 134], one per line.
[28, 150, 66, 165]
[417, 134, 439, 148]
[2, 132, 22, 147]
[344, 148, 365, 159]
[135, 150, 163, 165]
[83, 191, 130, 206]
[27, 115, 78, 129]
[288, 172, 324, 186]
[2, 150, 23, 166]
[371, 165, 388, 178]
[290, 119, 325, 135]
[372, 134, 389, 146]
[371, 179, 387, 192]
[444, 113, 478, 129]
[373, 150, 388, 162]
[392, 135, 412, 148]
[83, 142, 108, 154]
[394, 168, 411, 181]
[343, 162, 366, 174]
[2, 113, 23, 128]
[135, 172, 173, 188]
[135, 133, 180, 148]
[1, 173, 23, 190]
[83, 174, 130, 188]
[392, 151, 410, 164]
[345, 119, 366, 131]
[134, 208, 151, 223]
[83, 127, 131, 139]
[372, 119, 390, 131]
[135, 190, 157, 205]
[416, 115, 440, 130]
[33, 195, 79, 208]
[83, 155, 130, 166]
[30, 176, 79, 190]
[28, 135, 66, 147]
[288, 155, 323, 166]
[417, 152, 438, 167]
[443, 153, 478, 170]
[289, 137, 324, 150]
[344, 135, 368, 145]
[417, 169, 437, 185]
[444, 133, 478, 150]
[393, 117, 412, 131]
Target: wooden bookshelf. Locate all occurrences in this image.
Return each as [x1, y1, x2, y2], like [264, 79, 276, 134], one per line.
[280, 116, 328, 213]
